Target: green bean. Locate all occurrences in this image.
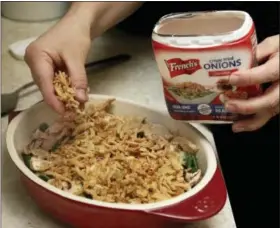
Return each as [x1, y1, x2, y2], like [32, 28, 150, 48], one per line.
[22, 154, 33, 170]
[50, 142, 60, 152]
[39, 123, 49, 132]
[38, 174, 53, 182]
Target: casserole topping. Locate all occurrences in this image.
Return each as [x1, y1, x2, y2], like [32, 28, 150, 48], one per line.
[22, 72, 202, 204]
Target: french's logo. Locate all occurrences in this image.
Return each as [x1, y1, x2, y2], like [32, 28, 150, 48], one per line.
[165, 58, 201, 78]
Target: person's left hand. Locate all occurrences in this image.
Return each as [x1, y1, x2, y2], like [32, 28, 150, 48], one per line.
[225, 35, 279, 133]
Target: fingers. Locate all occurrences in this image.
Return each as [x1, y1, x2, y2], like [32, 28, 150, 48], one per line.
[228, 36, 279, 87]
[232, 113, 268, 133]
[232, 106, 279, 133]
[227, 83, 279, 133]
[227, 35, 280, 132]
[229, 83, 279, 133]
[228, 55, 279, 86]
[225, 82, 279, 115]
[65, 57, 89, 103]
[256, 35, 280, 62]
[25, 45, 65, 114]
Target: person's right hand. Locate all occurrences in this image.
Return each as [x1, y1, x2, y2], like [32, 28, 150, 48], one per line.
[25, 13, 92, 114]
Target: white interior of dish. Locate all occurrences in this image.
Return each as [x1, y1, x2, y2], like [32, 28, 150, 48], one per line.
[6, 94, 217, 211]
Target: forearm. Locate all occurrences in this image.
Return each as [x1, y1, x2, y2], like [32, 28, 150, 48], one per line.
[66, 2, 143, 38]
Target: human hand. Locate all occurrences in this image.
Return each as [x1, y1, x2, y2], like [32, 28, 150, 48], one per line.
[25, 12, 92, 114]
[225, 35, 279, 133]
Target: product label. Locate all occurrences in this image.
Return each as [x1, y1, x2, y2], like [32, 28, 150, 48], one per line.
[152, 25, 262, 122]
[165, 58, 201, 77]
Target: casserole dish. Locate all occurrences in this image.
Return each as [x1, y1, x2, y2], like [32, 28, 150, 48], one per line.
[6, 94, 227, 228]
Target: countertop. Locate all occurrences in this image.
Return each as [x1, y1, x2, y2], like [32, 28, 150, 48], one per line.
[1, 17, 236, 228]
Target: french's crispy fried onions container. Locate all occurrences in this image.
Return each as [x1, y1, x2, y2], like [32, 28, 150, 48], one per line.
[152, 11, 262, 123]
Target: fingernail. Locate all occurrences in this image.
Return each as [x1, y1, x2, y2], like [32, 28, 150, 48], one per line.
[75, 89, 88, 101]
[233, 126, 245, 133]
[225, 103, 237, 112]
[229, 74, 239, 85]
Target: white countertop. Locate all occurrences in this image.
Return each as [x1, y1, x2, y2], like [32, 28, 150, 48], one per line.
[1, 17, 236, 228]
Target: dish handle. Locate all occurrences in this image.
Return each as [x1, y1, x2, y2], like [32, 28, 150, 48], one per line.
[147, 167, 227, 222]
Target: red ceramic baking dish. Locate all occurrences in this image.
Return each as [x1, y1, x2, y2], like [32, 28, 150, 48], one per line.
[6, 94, 227, 228]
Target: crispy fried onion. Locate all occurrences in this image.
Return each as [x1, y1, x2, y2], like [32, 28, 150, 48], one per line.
[24, 72, 202, 204]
